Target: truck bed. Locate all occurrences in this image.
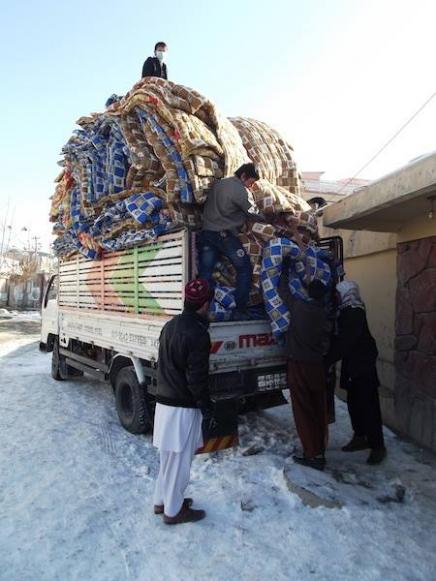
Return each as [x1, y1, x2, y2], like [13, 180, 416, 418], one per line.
[58, 229, 190, 316]
[58, 228, 287, 378]
[59, 308, 286, 376]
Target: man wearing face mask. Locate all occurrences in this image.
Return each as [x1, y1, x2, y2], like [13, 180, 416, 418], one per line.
[142, 41, 168, 80]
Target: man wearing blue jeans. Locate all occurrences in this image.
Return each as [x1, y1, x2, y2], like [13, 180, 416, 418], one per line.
[199, 163, 261, 319]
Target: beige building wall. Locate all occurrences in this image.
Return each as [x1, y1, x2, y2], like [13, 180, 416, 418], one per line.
[397, 214, 436, 243]
[320, 213, 435, 434]
[322, 154, 436, 450]
[320, 224, 398, 425]
[343, 249, 397, 425]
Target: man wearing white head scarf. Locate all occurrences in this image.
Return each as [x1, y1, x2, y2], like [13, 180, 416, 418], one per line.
[336, 281, 365, 310]
[325, 280, 386, 464]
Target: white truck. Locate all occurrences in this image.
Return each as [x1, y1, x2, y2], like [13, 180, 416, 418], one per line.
[40, 228, 342, 440]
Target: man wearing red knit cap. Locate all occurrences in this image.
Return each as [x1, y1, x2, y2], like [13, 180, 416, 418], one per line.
[153, 278, 214, 524]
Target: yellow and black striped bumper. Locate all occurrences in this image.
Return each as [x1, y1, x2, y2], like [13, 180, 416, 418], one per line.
[196, 435, 239, 454]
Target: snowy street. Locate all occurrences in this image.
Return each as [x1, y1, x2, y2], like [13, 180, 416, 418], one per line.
[1, 314, 436, 581]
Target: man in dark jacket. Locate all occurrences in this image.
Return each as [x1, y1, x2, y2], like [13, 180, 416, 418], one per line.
[153, 278, 213, 524]
[325, 280, 386, 464]
[142, 41, 168, 79]
[286, 280, 332, 471]
[199, 162, 261, 320]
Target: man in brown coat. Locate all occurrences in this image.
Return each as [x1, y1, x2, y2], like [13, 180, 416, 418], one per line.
[286, 280, 331, 471]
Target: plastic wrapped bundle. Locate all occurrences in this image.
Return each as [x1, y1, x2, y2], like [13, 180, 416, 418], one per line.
[251, 179, 306, 215]
[212, 260, 237, 289]
[100, 226, 168, 251]
[261, 238, 334, 338]
[125, 192, 164, 224]
[305, 246, 332, 286]
[261, 238, 302, 336]
[51, 78, 313, 260]
[245, 222, 278, 243]
[167, 204, 202, 229]
[209, 283, 235, 322]
[52, 79, 248, 258]
[50, 78, 324, 333]
[214, 285, 236, 310]
[230, 117, 301, 193]
[286, 245, 333, 301]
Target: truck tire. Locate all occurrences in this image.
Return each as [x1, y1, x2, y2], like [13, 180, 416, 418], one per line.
[114, 366, 152, 434]
[51, 337, 68, 381]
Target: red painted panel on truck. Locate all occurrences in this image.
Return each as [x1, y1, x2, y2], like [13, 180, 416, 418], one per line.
[238, 333, 275, 348]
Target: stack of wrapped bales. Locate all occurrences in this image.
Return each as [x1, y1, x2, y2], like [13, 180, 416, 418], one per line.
[50, 78, 334, 335]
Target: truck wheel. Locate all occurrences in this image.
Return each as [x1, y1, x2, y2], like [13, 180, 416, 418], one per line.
[114, 366, 152, 434]
[51, 338, 68, 381]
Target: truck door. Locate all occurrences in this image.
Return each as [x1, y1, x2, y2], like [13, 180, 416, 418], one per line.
[318, 235, 344, 282]
[40, 274, 59, 350]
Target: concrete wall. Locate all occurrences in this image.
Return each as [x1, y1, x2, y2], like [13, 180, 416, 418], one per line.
[1, 274, 47, 310]
[0, 277, 8, 307]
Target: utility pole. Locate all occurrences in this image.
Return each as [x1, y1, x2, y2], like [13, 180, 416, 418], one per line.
[0, 204, 10, 269]
[32, 235, 40, 256]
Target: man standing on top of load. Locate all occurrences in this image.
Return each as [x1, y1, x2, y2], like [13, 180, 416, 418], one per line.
[198, 162, 261, 320]
[142, 41, 168, 79]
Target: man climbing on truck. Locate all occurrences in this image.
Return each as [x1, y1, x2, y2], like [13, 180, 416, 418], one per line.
[198, 162, 263, 320]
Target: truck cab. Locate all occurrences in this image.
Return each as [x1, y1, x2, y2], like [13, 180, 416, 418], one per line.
[40, 273, 58, 352]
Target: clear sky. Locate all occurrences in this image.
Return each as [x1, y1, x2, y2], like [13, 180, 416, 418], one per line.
[1, 0, 436, 251]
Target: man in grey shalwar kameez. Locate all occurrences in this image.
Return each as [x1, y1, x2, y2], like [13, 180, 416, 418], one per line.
[153, 278, 214, 524]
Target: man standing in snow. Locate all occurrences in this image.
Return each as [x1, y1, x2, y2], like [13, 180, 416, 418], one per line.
[153, 279, 213, 524]
[286, 280, 331, 471]
[142, 41, 168, 79]
[325, 280, 386, 464]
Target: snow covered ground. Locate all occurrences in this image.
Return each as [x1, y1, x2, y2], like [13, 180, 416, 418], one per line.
[1, 314, 436, 581]
[0, 311, 42, 356]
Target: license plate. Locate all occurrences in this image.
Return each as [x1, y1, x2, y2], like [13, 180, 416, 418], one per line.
[257, 371, 287, 392]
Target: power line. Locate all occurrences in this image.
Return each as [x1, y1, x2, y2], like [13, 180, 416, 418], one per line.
[337, 89, 436, 195]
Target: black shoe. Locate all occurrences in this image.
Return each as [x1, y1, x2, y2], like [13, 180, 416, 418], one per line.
[163, 506, 206, 525]
[293, 455, 326, 472]
[341, 435, 369, 452]
[154, 497, 193, 515]
[367, 448, 387, 465]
